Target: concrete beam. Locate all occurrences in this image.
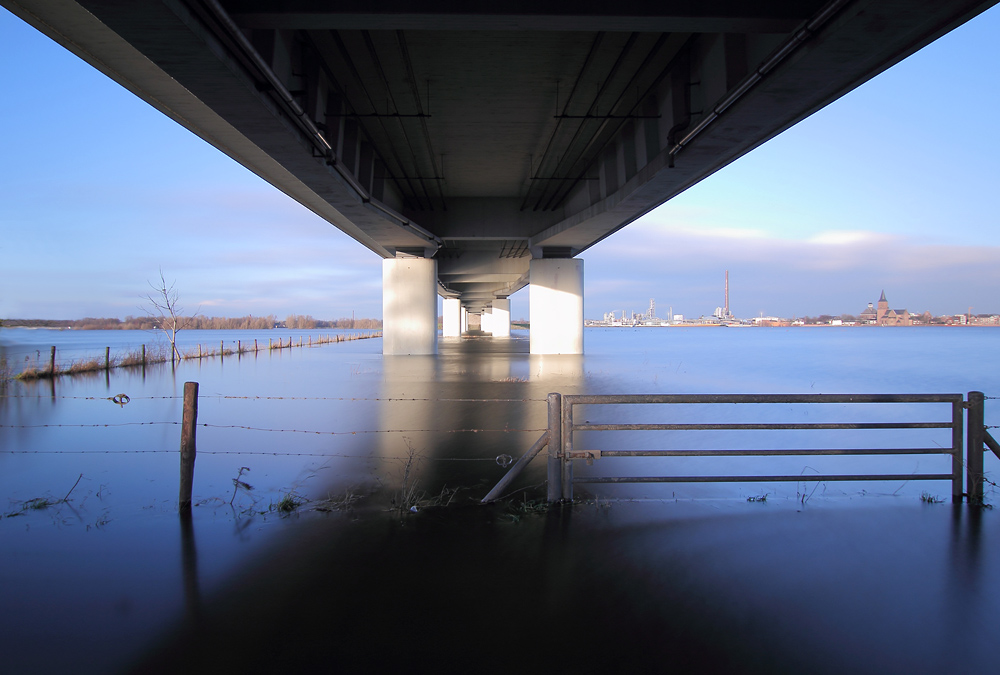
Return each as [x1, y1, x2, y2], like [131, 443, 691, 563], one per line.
[442, 297, 461, 337]
[383, 257, 437, 355]
[529, 259, 583, 355]
[227, 0, 817, 33]
[492, 298, 511, 338]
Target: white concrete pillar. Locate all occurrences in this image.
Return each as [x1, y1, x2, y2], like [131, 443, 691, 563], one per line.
[443, 298, 461, 337]
[492, 298, 511, 337]
[382, 257, 438, 355]
[529, 258, 584, 354]
[461, 307, 468, 334]
[482, 307, 493, 334]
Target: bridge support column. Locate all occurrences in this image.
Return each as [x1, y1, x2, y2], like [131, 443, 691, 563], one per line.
[461, 307, 468, 334]
[443, 298, 461, 337]
[529, 258, 583, 354]
[382, 257, 437, 355]
[482, 307, 493, 335]
[492, 298, 511, 337]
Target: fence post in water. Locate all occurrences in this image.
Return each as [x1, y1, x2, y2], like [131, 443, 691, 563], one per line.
[142, 344, 146, 366]
[49, 346, 56, 375]
[561, 394, 574, 501]
[179, 381, 199, 512]
[254, 338, 258, 353]
[238, 339, 241, 356]
[220, 340, 224, 360]
[968, 391, 985, 504]
[105, 347, 110, 371]
[547, 393, 562, 502]
[952, 398, 965, 503]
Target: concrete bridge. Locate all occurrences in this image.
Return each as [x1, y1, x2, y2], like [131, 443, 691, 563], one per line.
[5, 0, 995, 353]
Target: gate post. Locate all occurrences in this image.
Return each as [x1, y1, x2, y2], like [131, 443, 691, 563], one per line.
[968, 391, 985, 504]
[561, 396, 574, 501]
[951, 398, 964, 502]
[546, 393, 562, 502]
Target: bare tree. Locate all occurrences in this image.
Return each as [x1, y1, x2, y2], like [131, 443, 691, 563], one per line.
[143, 270, 188, 363]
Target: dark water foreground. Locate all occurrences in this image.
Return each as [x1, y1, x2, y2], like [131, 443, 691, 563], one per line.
[2, 327, 1000, 672]
[129, 499, 997, 675]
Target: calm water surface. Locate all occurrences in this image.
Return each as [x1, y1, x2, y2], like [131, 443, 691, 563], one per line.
[2, 326, 999, 673]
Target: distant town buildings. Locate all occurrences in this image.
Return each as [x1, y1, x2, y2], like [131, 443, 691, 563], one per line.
[874, 290, 911, 326]
[589, 284, 996, 327]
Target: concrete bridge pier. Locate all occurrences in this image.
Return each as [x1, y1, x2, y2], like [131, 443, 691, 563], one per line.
[492, 299, 511, 338]
[382, 257, 438, 355]
[482, 307, 494, 335]
[461, 307, 468, 335]
[443, 298, 461, 338]
[529, 259, 584, 355]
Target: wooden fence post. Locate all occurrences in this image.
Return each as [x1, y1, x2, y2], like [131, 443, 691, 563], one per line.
[49, 346, 56, 375]
[179, 381, 199, 511]
[105, 347, 111, 371]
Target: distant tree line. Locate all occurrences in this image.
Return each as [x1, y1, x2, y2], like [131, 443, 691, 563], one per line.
[283, 314, 382, 329]
[2, 315, 382, 330]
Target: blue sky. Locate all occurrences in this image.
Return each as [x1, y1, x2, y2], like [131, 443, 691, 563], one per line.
[1, 6, 998, 321]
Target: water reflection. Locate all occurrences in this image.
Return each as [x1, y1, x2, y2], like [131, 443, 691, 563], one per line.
[179, 511, 202, 623]
[5, 328, 1000, 673]
[122, 498, 1000, 674]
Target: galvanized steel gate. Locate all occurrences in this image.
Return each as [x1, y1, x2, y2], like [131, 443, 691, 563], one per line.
[484, 392, 998, 504]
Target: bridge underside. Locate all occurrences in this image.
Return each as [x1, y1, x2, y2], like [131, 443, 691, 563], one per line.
[5, 0, 996, 352]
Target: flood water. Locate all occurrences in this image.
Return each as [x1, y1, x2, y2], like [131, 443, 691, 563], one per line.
[2, 326, 1000, 673]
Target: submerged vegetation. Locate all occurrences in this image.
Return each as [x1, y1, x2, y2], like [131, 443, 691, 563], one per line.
[2, 474, 83, 519]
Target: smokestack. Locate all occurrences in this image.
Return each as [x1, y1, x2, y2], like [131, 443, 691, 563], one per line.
[725, 270, 729, 316]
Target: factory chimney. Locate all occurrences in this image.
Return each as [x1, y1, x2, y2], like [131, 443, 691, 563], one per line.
[725, 270, 730, 318]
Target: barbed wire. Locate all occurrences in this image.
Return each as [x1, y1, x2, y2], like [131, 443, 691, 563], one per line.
[0, 394, 547, 403]
[200, 424, 545, 435]
[1, 422, 179, 429]
[0, 448, 504, 461]
[0, 422, 545, 435]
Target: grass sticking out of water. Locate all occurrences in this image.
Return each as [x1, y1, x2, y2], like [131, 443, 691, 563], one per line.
[314, 490, 362, 513]
[2, 474, 84, 518]
[272, 492, 306, 514]
[503, 495, 552, 523]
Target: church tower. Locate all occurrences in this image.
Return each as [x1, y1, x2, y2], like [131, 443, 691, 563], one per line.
[876, 290, 888, 322]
